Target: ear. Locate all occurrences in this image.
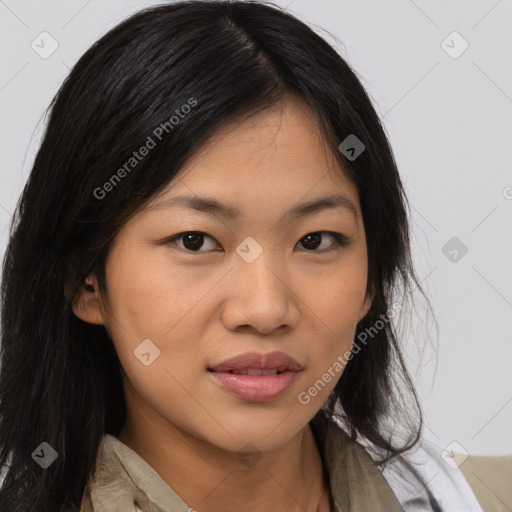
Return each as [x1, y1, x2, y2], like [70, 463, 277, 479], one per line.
[71, 274, 105, 325]
[357, 289, 373, 323]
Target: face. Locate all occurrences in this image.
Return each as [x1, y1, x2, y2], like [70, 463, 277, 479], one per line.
[75, 94, 372, 455]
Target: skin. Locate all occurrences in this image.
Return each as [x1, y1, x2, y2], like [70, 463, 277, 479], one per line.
[73, 93, 373, 512]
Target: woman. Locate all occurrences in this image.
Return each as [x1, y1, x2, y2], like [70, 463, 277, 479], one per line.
[0, 1, 485, 511]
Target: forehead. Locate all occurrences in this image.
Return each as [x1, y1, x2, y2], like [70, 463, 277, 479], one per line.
[156, 95, 360, 211]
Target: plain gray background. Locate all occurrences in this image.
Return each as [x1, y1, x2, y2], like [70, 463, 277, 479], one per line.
[0, 0, 511, 457]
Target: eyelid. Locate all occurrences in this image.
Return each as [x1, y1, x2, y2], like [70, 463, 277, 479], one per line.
[162, 230, 351, 253]
[163, 231, 219, 252]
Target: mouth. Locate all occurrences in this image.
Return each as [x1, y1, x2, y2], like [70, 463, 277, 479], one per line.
[207, 352, 302, 402]
[211, 367, 288, 376]
[208, 351, 302, 374]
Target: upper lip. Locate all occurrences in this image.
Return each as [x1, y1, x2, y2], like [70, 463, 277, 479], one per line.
[209, 351, 302, 373]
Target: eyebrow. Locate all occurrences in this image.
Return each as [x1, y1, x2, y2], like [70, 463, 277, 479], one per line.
[151, 193, 358, 221]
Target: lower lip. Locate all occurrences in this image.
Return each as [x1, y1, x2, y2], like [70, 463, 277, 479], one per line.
[208, 370, 299, 402]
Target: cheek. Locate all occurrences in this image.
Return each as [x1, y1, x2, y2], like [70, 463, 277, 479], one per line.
[101, 243, 217, 386]
[102, 244, 207, 342]
[305, 258, 368, 334]
[298, 257, 367, 389]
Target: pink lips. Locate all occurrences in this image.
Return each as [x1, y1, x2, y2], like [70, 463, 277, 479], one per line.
[208, 351, 302, 402]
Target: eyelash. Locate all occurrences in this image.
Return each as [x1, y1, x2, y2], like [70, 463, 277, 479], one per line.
[163, 231, 350, 254]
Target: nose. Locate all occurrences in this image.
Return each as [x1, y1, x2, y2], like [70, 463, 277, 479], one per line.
[220, 251, 300, 335]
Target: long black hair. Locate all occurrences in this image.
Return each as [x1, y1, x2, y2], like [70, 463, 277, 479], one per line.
[0, 1, 434, 510]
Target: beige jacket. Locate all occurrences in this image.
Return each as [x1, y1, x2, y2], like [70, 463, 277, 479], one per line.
[80, 414, 504, 512]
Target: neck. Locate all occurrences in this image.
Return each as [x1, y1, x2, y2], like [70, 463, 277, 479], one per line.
[118, 416, 331, 512]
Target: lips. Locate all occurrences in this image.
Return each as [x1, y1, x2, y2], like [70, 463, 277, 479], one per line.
[208, 351, 303, 402]
[230, 368, 281, 375]
[208, 351, 302, 374]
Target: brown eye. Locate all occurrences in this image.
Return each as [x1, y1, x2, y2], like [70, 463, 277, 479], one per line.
[167, 231, 219, 252]
[297, 232, 349, 252]
[164, 230, 349, 254]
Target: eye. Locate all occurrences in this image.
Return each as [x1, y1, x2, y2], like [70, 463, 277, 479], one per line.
[296, 231, 349, 252]
[166, 231, 220, 252]
[164, 230, 349, 253]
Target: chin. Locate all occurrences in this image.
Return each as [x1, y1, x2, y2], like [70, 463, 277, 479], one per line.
[201, 416, 305, 454]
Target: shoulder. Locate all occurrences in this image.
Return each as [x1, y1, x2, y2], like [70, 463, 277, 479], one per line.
[458, 452, 512, 512]
[79, 433, 190, 512]
[382, 440, 512, 512]
[79, 434, 144, 512]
